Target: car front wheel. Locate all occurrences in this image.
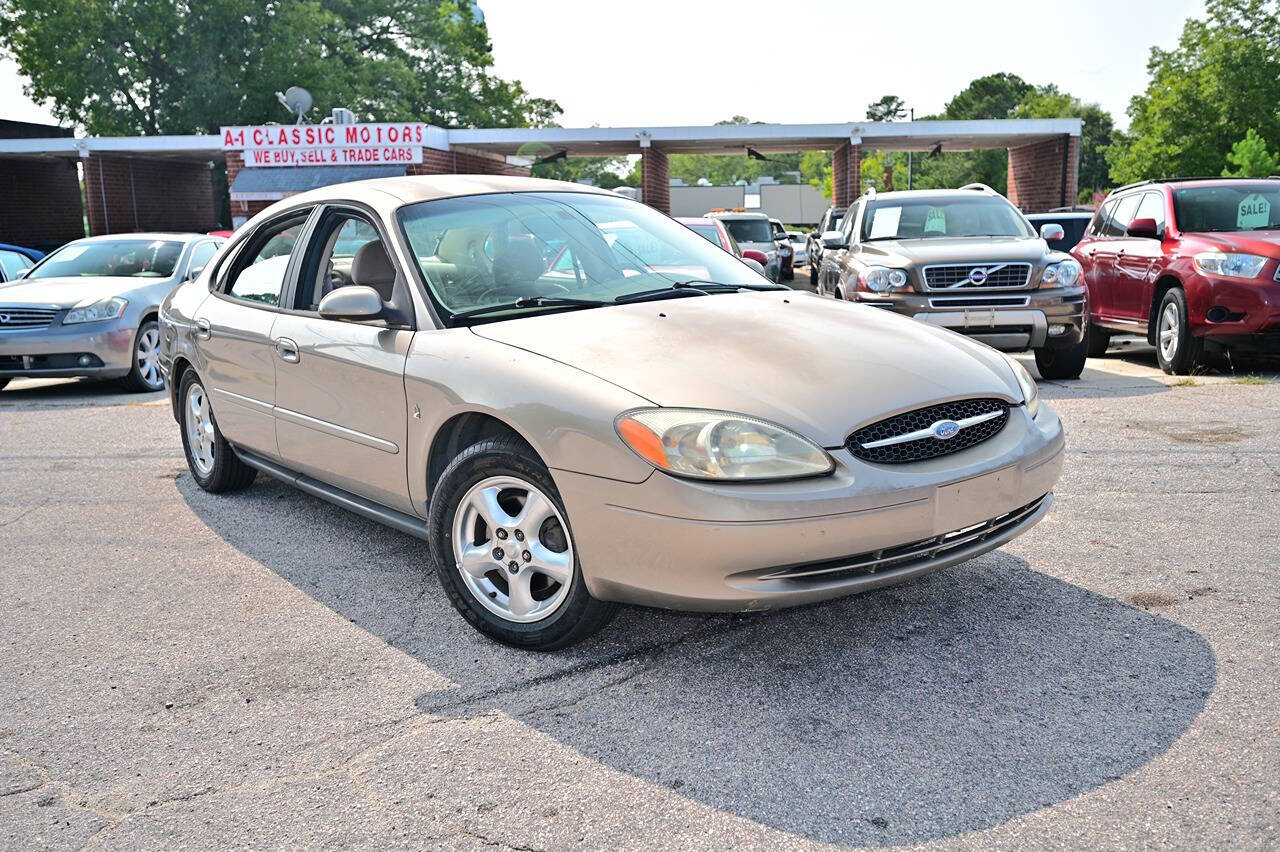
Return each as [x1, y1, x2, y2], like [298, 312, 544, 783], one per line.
[1034, 339, 1087, 380]
[1155, 288, 1202, 375]
[428, 436, 619, 650]
[809, 262, 819, 291]
[178, 370, 257, 493]
[119, 319, 165, 392]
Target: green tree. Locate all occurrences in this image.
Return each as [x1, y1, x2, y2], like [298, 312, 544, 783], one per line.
[1221, 128, 1280, 177]
[866, 95, 906, 122]
[531, 155, 633, 187]
[0, 0, 560, 134]
[1107, 0, 1280, 184]
[1013, 84, 1115, 193]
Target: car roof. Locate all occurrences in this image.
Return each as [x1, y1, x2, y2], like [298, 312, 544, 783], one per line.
[675, 217, 717, 225]
[70, 232, 217, 244]
[281, 174, 615, 209]
[708, 211, 768, 220]
[861, 188, 1005, 203]
[1026, 212, 1094, 220]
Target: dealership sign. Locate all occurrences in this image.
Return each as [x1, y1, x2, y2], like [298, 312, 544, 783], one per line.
[222, 123, 427, 167]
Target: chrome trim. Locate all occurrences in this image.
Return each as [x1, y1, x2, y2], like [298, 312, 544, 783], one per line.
[212, 387, 274, 414]
[858, 409, 1004, 449]
[927, 296, 1030, 309]
[273, 405, 399, 454]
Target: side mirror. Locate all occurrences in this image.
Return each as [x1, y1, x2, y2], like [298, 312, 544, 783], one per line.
[16, 268, 31, 279]
[186, 265, 206, 281]
[741, 249, 769, 265]
[821, 230, 847, 250]
[809, 231, 819, 239]
[1126, 217, 1161, 240]
[1039, 223, 1066, 243]
[318, 285, 384, 320]
[742, 258, 766, 275]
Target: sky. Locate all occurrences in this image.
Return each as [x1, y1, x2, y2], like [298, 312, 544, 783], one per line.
[1, 0, 1204, 132]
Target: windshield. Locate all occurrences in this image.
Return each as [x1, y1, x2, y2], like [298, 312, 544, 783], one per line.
[398, 192, 765, 321]
[687, 224, 723, 246]
[28, 240, 184, 279]
[722, 218, 774, 244]
[861, 197, 1033, 240]
[1172, 183, 1280, 232]
[827, 213, 845, 233]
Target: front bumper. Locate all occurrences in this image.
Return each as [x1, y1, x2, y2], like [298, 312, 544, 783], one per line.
[855, 285, 1087, 351]
[1188, 275, 1280, 340]
[0, 315, 137, 379]
[555, 403, 1065, 611]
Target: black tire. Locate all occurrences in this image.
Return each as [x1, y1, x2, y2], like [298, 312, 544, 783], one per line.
[832, 283, 845, 301]
[1034, 339, 1088, 380]
[1154, 288, 1203, 375]
[177, 369, 257, 493]
[0, 378, 9, 392]
[1085, 324, 1111, 358]
[809, 262, 819, 291]
[118, 318, 166, 393]
[427, 436, 619, 650]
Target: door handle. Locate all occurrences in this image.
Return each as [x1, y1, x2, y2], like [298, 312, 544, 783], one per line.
[275, 338, 300, 363]
[195, 319, 211, 340]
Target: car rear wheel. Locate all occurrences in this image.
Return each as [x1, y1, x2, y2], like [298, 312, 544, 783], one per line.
[809, 262, 819, 291]
[428, 436, 619, 650]
[178, 370, 257, 493]
[1034, 340, 1087, 380]
[119, 319, 165, 393]
[1085, 324, 1111, 358]
[1155, 288, 1202, 375]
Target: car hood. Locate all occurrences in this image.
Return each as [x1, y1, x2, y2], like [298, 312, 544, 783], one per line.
[1184, 230, 1280, 256]
[0, 276, 167, 308]
[470, 291, 1022, 447]
[859, 236, 1053, 266]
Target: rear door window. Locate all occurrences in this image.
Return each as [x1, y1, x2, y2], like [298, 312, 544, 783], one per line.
[1134, 191, 1167, 231]
[222, 213, 311, 307]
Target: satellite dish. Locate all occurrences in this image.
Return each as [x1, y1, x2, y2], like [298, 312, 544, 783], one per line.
[275, 86, 313, 124]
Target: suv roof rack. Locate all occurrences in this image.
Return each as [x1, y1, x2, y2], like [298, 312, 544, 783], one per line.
[1111, 175, 1275, 194]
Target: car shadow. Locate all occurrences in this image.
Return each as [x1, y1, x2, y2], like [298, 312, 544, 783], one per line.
[0, 377, 164, 409]
[177, 473, 1215, 846]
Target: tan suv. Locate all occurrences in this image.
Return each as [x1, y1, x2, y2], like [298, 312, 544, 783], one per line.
[817, 185, 1090, 379]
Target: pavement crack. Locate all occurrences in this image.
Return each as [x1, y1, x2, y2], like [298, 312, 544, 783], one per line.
[0, 498, 49, 528]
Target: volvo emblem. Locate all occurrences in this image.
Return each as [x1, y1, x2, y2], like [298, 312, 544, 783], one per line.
[931, 419, 961, 440]
[967, 267, 988, 284]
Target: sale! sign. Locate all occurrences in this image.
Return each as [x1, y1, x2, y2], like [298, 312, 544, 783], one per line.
[222, 123, 428, 167]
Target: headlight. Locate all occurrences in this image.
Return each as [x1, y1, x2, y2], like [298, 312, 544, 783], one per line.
[1193, 251, 1266, 279]
[1003, 353, 1040, 418]
[861, 266, 911, 292]
[616, 409, 834, 481]
[1041, 259, 1082, 288]
[63, 297, 128, 325]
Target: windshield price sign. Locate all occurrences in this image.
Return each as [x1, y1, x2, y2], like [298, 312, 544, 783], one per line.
[1237, 193, 1271, 229]
[222, 123, 427, 167]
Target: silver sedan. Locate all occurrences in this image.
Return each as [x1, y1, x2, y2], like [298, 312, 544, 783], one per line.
[0, 233, 224, 392]
[159, 175, 1064, 649]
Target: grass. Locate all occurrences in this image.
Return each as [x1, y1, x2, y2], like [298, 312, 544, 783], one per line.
[1171, 377, 1200, 387]
[1231, 374, 1270, 385]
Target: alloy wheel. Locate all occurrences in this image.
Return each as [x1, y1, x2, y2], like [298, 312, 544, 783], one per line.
[1158, 302, 1180, 362]
[184, 382, 216, 477]
[452, 475, 574, 623]
[136, 324, 163, 390]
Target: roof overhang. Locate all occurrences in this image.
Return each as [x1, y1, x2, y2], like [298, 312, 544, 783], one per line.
[0, 118, 1082, 162]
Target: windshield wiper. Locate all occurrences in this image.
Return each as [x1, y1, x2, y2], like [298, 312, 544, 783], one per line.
[451, 295, 608, 320]
[614, 279, 786, 304]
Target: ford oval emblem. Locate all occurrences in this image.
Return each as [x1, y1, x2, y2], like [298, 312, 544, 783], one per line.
[932, 419, 961, 440]
[968, 267, 988, 284]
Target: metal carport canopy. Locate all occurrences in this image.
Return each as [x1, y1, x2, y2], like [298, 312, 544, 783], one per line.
[447, 119, 1084, 157]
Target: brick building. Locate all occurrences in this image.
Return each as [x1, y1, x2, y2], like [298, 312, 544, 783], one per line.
[0, 118, 1082, 248]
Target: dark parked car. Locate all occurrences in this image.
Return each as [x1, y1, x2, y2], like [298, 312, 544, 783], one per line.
[1026, 211, 1093, 253]
[806, 206, 846, 289]
[1073, 177, 1280, 373]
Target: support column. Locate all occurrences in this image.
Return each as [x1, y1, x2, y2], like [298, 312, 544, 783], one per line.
[831, 141, 861, 208]
[84, 155, 214, 236]
[640, 147, 670, 214]
[1007, 135, 1079, 212]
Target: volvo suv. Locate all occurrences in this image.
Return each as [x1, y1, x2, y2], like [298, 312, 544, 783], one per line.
[817, 185, 1089, 379]
[1073, 177, 1280, 374]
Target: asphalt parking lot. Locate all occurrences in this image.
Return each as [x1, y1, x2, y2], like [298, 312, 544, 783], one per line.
[2, 337, 1278, 849]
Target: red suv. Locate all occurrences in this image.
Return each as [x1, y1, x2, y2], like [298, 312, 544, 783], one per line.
[1073, 178, 1280, 373]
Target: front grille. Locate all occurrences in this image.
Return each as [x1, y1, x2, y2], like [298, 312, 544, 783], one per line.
[0, 307, 57, 330]
[758, 495, 1047, 583]
[924, 263, 1032, 290]
[927, 296, 1030, 308]
[847, 398, 1010, 464]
